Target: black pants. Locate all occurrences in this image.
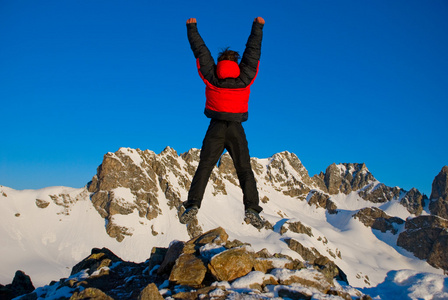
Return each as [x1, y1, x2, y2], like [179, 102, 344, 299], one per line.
[185, 119, 262, 213]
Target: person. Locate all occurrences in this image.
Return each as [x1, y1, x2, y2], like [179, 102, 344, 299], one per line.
[180, 17, 265, 229]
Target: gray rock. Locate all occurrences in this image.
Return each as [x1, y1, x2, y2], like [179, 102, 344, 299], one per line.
[397, 215, 448, 271]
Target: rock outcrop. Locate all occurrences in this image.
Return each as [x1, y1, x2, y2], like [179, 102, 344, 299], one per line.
[353, 207, 404, 234]
[429, 166, 448, 219]
[397, 215, 448, 271]
[14, 227, 370, 300]
[0, 270, 34, 300]
[313, 163, 374, 195]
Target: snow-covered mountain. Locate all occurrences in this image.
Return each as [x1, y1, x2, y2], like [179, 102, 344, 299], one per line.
[1, 147, 447, 299]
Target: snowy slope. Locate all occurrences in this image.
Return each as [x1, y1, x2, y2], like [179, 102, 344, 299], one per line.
[0, 147, 446, 299]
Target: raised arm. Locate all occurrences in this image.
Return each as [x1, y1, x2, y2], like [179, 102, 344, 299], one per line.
[186, 18, 216, 81]
[239, 17, 264, 85]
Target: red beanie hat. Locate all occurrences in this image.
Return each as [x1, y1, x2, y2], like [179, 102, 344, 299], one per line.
[216, 60, 240, 79]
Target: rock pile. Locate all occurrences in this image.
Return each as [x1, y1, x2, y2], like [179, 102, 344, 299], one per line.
[15, 227, 372, 300]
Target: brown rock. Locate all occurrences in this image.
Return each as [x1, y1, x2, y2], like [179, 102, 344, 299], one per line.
[71, 248, 122, 277]
[285, 238, 321, 264]
[69, 287, 114, 300]
[157, 241, 185, 275]
[430, 166, 448, 200]
[397, 215, 448, 271]
[307, 191, 338, 214]
[169, 253, 207, 286]
[429, 166, 448, 219]
[353, 207, 404, 234]
[188, 226, 228, 246]
[208, 247, 254, 281]
[358, 183, 401, 203]
[138, 283, 164, 300]
[400, 188, 427, 216]
[35, 199, 50, 208]
[281, 220, 314, 237]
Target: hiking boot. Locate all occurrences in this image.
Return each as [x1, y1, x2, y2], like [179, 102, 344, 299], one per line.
[245, 208, 264, 229]
[179, 206, 198, 224]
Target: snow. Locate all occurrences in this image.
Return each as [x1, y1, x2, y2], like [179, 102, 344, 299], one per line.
[0, 148, 447, 299]
[231, 271, 276, 289]
[361, 270, 448, 300]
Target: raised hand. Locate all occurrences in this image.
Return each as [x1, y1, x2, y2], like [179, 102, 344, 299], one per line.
[186, 18, 197, 24]
[254, 17, 265, 24]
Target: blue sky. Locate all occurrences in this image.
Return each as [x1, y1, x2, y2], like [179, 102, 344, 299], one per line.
[1, 0, 447, 196]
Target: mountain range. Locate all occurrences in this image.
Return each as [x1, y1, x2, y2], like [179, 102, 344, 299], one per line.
[1, 147, 447, 299]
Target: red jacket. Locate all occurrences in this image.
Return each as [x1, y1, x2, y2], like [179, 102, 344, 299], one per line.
[187, 22, 263, 122]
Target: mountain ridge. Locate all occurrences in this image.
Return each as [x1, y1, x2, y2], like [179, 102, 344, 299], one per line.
[1, 147, 447, 299]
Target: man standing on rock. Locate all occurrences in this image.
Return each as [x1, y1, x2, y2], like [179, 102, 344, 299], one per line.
[180, 17, 265, 229]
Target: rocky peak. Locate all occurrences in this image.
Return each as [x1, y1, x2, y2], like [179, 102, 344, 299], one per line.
[264, 151, 314, 199]
[431, 166, 448, 200]
[314, 162, 375, 195]
[429, 166, 448, 219]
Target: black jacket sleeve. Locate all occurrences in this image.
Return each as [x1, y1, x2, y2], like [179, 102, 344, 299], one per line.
[187, 23, 216, 82]
[239, 22, 263, 85]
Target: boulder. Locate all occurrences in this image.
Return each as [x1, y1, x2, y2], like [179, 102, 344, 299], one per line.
[138, 283, 164, 300]
[69, 287, 114, 300]
[169, 253, 207, 286]
[208, 246, 254, 281]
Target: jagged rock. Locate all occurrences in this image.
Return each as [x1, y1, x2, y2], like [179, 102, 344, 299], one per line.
[313, 256, 348, 284]
[400, 188, 427, 216]
[429, 166, 448, 219]
[138, 283, 164, 300]
[35, 198, 50, 208]
[208, 246, 254, 281]
[321, 163, 374, 195]
[397, 215, 448, 271]
[48, 189, 90, 215]
[157, 241, 185, 276]
[285, 238, 322, 264]
[71, 248, 122, 276]
[190, 226, 228, 246]
[307, 190, 337, 214]
[88, 148, 192, 241]
[431, 166, 448, 200]
[353, 207, 404, 234]
[69, 287, 114, 300]
[253, 256, 303, 273]
[169, 253, 207, 286]
[265, 151, 313, 200]
[159, 227, 230, 279]
[0, 270, 35, 300]
[358, 183, 401, 203]
[280, 220, 314, 237]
